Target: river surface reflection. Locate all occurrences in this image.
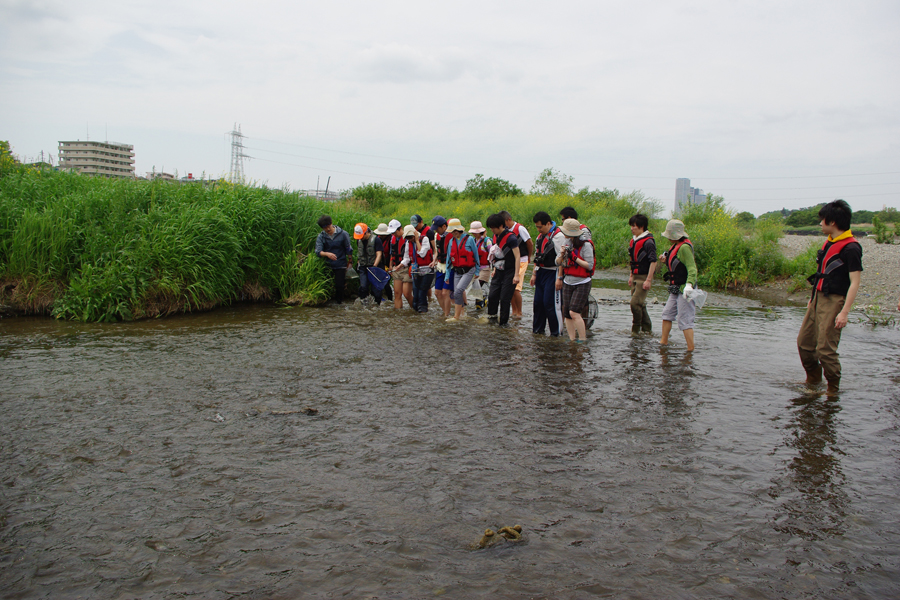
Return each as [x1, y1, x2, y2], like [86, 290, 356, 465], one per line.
[1, 291, 899, 599]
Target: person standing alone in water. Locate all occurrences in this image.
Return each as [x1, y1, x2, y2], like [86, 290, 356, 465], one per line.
[797, 199, 862, 393]
[627, 214, 657, 335]
[659, 220, 697, 351]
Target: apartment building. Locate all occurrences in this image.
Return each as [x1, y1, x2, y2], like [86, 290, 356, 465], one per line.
[58, 140, 135, 178]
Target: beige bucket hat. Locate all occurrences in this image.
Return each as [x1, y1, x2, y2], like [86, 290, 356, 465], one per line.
[446, 218, 465, 233]
[560, 218, 583, 237]
[373, 223, 390, 236]
[468, 220, 486, 234]
[661, 219, 688, 240]
[403, 224, 417, 238]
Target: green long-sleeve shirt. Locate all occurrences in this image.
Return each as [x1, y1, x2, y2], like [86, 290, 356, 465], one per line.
[667, 243, 698, 293]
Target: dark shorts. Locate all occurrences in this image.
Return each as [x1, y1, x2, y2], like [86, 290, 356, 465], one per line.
[435, 269, 455, 292]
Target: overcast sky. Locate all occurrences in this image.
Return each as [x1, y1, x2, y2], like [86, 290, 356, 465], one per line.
[2, 0, 898, 215]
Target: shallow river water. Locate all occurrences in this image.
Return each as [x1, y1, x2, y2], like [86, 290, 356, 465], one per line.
[1, 282, 899, 599]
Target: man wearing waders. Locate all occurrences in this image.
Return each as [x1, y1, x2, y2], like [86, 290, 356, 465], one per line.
[627, 214, 657, 334]
[798, 199, 862, 393]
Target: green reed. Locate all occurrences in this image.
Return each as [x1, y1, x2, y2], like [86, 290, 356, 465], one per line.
[0, 168, 371, 321]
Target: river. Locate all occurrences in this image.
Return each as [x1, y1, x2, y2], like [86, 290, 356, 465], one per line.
[1, 282, 899, 599]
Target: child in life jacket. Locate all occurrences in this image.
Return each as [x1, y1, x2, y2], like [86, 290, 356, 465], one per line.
[659, 220, 697, 351]
[797, 199, 862, 392]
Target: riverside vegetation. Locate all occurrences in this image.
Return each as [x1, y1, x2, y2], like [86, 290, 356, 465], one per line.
[0, 147, 815, 322]
[0, 145, 370, 321]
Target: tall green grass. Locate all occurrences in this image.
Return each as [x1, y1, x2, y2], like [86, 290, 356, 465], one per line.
[680, 202, 814, 288]
[360, 191, 807, 287]
[0, 168, 371, 321]
[1, 157, 812, 321]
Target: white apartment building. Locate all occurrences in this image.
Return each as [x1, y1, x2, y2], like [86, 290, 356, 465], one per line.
[58, 140, 135, 178]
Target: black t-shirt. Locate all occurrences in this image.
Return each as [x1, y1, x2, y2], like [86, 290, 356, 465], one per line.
[494, 229, 520, 271]
[822, 240, 862, 297]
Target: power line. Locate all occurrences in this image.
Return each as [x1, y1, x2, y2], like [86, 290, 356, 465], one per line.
[248, 135, 900, 181]
[247, 144, 900, 193]
[245, 146, 464, 179]
[251, 156, 412, 183]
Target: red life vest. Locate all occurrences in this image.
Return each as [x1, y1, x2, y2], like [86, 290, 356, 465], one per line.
[434, 231, 446, 262]
[493, 229, 513, 250]
[535, 226, 560, 267]
[415, 225, 434, 266]
[399, 238, 417, 273]
[814, 236, 860, 292]
[629, 233, 654, 274]
[564, 241, 595, 278]
[475, 238, 490, 266]
[664, 239, 693, 286]
[389, 234, 403, 266]
[449, 234, 476, 269]
[512, 222, 530, 255]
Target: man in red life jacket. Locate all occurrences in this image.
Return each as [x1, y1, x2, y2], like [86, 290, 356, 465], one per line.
[627, 213, 657, 334]
[486, 213, 521, 326]
[798, 199, 862, 392]
[500, 210, 533, 319]
[530, 211, 565, 336]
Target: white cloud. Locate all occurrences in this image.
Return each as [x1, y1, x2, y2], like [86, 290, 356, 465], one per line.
[1, 0, 899, 213]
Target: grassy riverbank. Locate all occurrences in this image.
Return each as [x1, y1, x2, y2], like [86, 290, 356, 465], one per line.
[1, 149, 816, 321]
[352, 190, 817, 289]
[0, 163, 372, 320]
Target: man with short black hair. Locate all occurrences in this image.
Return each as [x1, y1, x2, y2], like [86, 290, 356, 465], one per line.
[486, 213, 521, 326]
[798, 199, 862, 392]
[627, 214, 657, 334]
[499, 210, 533, 319]
[315, 215, 353, 303]
[530, 211, 565, 335]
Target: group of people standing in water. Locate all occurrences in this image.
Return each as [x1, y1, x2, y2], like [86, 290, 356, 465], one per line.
[314, 207, 700, 347]
[316, 199, 865, 392]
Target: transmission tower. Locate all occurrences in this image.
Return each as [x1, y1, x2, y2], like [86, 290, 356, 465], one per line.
[228, 123, 250, 183]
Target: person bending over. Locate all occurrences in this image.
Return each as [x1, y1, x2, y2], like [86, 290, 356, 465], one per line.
[315, 215, 352, 304]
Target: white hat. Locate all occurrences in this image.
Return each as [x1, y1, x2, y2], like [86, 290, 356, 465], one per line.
[403, 224, 417, 238]
[387, 219, 402, 234]
[373, 223, 390, 236]
[468, 220, 486, 234]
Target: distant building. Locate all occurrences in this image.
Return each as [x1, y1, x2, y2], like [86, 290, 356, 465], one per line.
[675, 177, 709, 214]
[58, 140, 135, 178]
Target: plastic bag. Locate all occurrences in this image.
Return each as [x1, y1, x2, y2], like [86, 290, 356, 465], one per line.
[684, 287, 707, 309]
